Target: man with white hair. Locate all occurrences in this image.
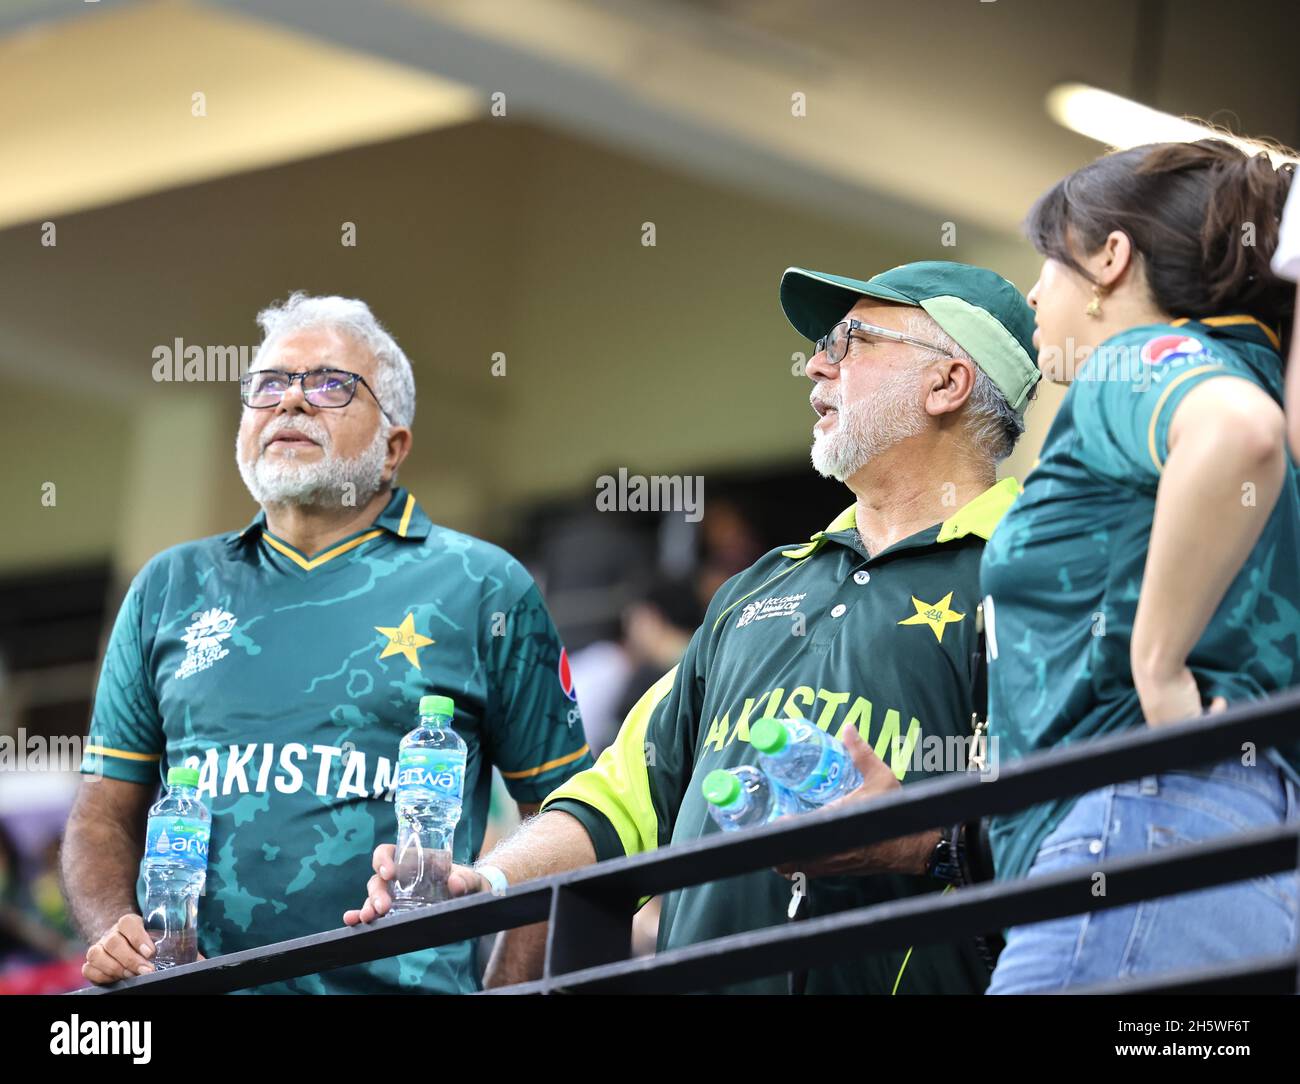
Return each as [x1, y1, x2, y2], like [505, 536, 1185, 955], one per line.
[349, 262, 1041, 994]
[66, 293, 592, 993]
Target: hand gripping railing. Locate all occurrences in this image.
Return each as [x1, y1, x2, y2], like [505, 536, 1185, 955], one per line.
[81, 686, 1300, 995]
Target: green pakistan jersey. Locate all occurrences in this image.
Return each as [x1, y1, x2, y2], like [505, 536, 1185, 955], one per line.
[543, 479, 1020, 994]
[982, 316, 1300, 885]
[81, 487, 592, 994]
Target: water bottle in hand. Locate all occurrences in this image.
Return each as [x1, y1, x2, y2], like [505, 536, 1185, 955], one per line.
[748, 716, 863, 807]
[390, 694, 467, 911]
[702, 765, 803, 832]
[142, 766, 210, 969]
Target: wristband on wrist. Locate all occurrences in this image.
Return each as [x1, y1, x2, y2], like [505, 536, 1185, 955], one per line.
[474, 863, 509, 896]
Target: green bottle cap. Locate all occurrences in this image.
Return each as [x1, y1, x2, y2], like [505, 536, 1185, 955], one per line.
[167, 767, 200, 787]
[419, 694, 455, 718]
[749, 717, 790, 755]
[702, 769, 742, 807]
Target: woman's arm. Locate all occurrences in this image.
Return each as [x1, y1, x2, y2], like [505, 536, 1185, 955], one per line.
[1288, 284, 1300, 459]
[1131, 375, 1287, 725]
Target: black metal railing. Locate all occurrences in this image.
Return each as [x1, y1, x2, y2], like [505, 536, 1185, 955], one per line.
[81, 686, 1300, 995]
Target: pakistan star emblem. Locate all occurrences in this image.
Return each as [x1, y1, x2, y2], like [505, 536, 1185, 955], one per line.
[374, 613, 435, 669]
[898, 592, 965, 643]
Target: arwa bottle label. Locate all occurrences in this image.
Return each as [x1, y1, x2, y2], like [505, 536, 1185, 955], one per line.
[145, 816, 210, 871]
[396, 747, 466, 801]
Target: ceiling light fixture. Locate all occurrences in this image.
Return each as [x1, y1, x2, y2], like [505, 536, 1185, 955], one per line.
[1046, 82, 1296, 165]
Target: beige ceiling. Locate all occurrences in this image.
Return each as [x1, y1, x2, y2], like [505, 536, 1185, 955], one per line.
[392, 0, 1300, 232]
[4, 0, 1296, 238]
[0, 0, 479, 230]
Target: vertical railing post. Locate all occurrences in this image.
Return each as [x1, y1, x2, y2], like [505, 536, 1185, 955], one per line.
[542, 882, 636, 993]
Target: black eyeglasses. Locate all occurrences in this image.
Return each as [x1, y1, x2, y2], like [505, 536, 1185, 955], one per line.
[239, 368, 393, 423]
[814, 319, 954, 365]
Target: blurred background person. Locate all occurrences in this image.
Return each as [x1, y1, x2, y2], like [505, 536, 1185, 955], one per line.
[0, 820, 83, 995]
[571, 577, 704, 758]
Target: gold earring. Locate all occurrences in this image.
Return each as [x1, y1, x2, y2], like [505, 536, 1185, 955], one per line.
[1085, 286, 1103, 318]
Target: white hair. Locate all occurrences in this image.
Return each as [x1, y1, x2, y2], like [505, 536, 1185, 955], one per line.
[252, 292, 416, 429]
[903, 312, 1023, 463]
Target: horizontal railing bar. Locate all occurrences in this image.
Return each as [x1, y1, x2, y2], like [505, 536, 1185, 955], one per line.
[86, 688, 1300, 994]
[476, 978, 549, 995]
[537, 825, 1300, 993]
[77, 884, 553, 995]
[551, 688, 1300, 901]
[1063, 953, 1299, 995]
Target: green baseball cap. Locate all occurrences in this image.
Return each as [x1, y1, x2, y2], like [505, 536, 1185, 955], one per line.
[780, 260, 1039, 417]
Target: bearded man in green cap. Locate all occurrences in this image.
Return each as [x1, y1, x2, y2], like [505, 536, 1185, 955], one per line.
[347, 261, 1040, 995]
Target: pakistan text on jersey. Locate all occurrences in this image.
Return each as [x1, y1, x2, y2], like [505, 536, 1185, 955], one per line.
[695, 687, 994, 780]
[180, 743, 404, 800]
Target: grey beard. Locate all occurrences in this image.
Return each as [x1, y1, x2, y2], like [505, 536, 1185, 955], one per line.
[237, 421, 390, 509]
[810, 373, 926, 482]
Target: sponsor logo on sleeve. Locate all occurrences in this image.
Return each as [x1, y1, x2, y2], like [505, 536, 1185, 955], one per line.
[1140, 334, 1204, 366]
[558, 647, 577, 701]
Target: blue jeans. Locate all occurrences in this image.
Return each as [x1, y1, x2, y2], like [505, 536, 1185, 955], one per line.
[987, 758, 1300, 993]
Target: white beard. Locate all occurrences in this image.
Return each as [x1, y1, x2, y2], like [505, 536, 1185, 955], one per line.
[237, 415, 390, 509]
[811, 369, 926, 482]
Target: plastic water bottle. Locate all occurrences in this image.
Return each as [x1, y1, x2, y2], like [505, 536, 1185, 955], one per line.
[748, 716, 863, 807]
[142, 766, 210, 969]
[702, 765, 804, 831]
[390, 694, 467, 911]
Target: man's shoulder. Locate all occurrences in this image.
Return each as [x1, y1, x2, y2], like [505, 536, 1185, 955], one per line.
[702, 535, 837, 618]
[1095, 322, 1253, 384]
[724, 541, 816, 589]
[422, 522, 527, 574]
[132, 529, 248, 588]
[419, 522, 541, 607]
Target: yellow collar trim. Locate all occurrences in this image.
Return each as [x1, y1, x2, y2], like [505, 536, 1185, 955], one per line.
[396, 493, 415, 538]
[780, 477, 1020, 558]
[935, 476, 1021, 542]
[262, 529, 385, 571]
[1170, 314, 1281, 352]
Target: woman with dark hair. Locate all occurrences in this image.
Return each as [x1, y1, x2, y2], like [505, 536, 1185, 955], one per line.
[981, 139, 1300, 992]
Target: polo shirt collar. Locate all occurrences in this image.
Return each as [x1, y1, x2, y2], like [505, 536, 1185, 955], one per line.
[229, 486, 433, 551]
[372, 488, 432, 541]
[780, 476, 1019, 559]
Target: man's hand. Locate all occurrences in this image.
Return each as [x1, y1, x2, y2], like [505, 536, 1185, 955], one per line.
[342, 844, 489, 925]
[773, 726, 939, 879]
[1135, 664, 1228, 728]
[83, 913, 154, 984]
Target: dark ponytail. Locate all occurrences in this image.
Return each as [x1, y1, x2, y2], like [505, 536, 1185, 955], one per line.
[1026, 138, 1297, 349]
